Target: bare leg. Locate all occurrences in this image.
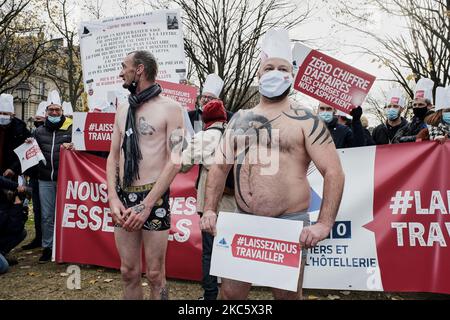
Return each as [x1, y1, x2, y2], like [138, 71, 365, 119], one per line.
[272, 256, 306, 300]
[220, 278, 252, 300]
[114, 227, 143, 300]
[142, 229, 169, 300]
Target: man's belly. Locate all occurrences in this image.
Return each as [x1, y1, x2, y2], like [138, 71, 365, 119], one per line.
[119, 151, 167, 187]
[234, 163, 311, 217]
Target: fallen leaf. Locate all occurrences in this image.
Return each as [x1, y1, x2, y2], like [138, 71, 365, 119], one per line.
[307, 295, 320, 300]
[142, 282, 148, 287]
[104, 279, 113, 283]
[60, 273, 69, 277]
[28, 272, 36, 276]
[340, 291, 351, 296]
[327, 294, 341, 300]
[19, 265, 31, 269]
[89, 279, 97, 285]
[25, 251, 33, 255]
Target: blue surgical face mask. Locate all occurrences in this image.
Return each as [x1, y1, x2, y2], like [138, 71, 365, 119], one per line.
[319, 111, 333, 123]
[0, 115, 11, 126]
[385, 108, 400, 121]
[48, 116, 61, 124]
[442, 112, 450, 125]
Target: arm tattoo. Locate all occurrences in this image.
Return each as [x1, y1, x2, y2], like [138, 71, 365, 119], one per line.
[169, 127, 184, 151]
[283, 105, 332, 145]
[138, 116, 156, 135]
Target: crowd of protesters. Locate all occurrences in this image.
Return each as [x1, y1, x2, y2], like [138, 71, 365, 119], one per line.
[1, 50, 449, 301]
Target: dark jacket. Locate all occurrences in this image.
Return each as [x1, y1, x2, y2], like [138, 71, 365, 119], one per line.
[0, 117, 31, 176]
[34, 117, 72, 181]
[372, 118, 409, 145]
[392, 112, 433, 144]
[326, 116, 366, 149]
[363, 128, 375, 146]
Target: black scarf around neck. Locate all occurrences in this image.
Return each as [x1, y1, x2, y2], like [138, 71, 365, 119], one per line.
[122, 83, 162, 188]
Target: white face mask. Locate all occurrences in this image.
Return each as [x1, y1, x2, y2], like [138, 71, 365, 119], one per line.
[0, 114, 11, 126]
[259, 70, 293, 98]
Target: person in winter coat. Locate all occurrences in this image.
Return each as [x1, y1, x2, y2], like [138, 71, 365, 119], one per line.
[181, 99, 236, 300]
[317, 103, 365, 148]
[372, 88, 409, 145]
[425, 86, 450, 144]
[32, 90, 73, 262]
[393, 78, 435, 143]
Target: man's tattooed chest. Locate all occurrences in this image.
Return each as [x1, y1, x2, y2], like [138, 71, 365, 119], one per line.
[138, 116, 157, 135]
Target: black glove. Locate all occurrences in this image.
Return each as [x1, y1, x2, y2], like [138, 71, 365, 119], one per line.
[350, 106, 362, 121]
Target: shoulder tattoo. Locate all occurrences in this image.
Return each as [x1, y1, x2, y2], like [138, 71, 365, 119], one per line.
[283, 105, 332, 145]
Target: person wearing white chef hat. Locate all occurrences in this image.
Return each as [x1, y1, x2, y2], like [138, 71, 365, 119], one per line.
[32, 89, 73, 262]
[393, 78, 435, 143]
[425, 86, 450, 143]
[372, 87, 409, 145]
[199, 28, 345, 300]
[189, 73, 232, 133]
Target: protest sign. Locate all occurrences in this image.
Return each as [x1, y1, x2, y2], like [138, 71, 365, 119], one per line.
[72, 112, 115, 152]
[293, 42, 376, 113]
[210, 212, 303, 292]
[14, 140, 46, 172]
[79, 10, 186, 109]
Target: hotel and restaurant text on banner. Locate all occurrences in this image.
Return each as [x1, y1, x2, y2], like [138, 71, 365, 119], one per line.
[292, 42, 376, 114]
[79, 10, 186, 109]
[55, 142, 450, 294]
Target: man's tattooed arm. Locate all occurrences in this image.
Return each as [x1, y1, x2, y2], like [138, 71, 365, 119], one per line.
[283, 105, 333, 145]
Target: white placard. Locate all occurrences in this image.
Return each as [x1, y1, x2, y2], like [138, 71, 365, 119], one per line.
[211, 212, 303, 292]
[79, 10, 186, 109]
[14, 140, 46, 172]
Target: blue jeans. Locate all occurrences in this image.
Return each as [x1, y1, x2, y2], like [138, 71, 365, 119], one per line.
[38, 180, 57, 249]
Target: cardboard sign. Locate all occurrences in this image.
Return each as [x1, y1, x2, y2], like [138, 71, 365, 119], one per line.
[293, 42, 376, 114]
[210, 212, 303, 292]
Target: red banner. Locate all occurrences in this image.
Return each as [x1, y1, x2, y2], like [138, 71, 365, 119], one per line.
[293, 43, 376, 114]
[55, 143, 450, 294]
[366, 142, 450, 294]
[55, 149, 202, 281]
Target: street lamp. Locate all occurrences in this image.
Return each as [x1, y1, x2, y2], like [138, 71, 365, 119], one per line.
[15, 81, 31, 121]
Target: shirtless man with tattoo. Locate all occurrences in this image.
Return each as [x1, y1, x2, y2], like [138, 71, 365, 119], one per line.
[107, 50, 185, 299]
[200, 29, 345, 300]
